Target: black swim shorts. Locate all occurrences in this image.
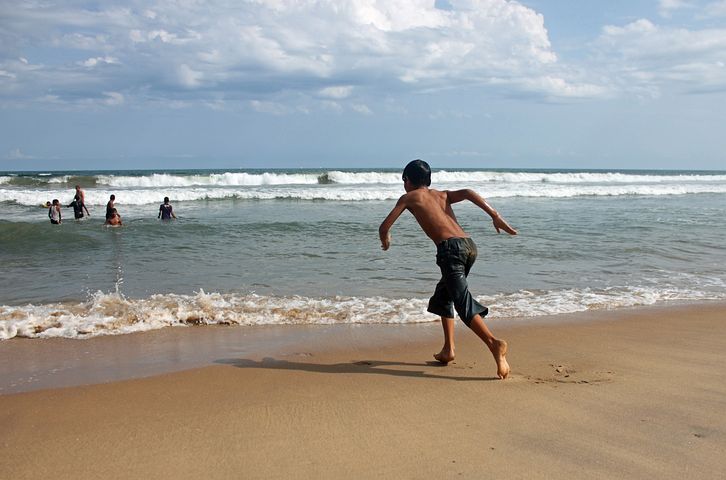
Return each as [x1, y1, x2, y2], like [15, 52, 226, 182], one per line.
[427, 237, 488, 327]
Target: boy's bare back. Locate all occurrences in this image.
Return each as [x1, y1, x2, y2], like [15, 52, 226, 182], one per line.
[402, 188, 468, 244]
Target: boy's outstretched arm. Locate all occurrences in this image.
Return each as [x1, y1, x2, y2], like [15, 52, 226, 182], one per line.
[379, 195, 408, 250]
[447, 189, 517, 235]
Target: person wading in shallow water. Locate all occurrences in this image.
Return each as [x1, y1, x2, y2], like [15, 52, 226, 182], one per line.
[105, 208, 122, 226]
[48, 199, 62, 225]
[68, 185, 90, 220]
[105, 194, 116, 221]
[158, 197, 177, 220]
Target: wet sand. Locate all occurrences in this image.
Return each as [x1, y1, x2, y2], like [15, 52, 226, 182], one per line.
[2, 303, 726, 479]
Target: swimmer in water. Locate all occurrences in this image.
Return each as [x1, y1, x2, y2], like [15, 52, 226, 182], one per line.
[104, 208, 122, 226]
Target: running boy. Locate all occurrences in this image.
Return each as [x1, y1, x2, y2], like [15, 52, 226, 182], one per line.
[379, 160, 517, 379]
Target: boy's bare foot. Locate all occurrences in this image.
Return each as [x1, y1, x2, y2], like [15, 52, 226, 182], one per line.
[433, 348, 455, 365]
[492, 339, 510, 379]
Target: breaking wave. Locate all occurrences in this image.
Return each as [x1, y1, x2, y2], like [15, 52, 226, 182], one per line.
[2, 283, 724, 340]
[2, 169, 726, 206]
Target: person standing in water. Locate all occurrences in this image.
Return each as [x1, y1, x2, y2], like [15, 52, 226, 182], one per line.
[68, 185, 90, 220]
[105, 208, 122, 226]
[158, 197, 177, 220]
[48, 199, 62, 225]
[105, 194, 116, 221]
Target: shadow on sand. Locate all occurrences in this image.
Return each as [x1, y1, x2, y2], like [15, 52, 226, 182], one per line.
[214, 357, 499, 381]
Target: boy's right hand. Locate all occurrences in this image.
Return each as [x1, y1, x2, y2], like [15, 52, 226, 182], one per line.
[493, 215, 517, 235]
[381, 233, 391, 251]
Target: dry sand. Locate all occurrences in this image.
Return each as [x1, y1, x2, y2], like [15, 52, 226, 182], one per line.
[2, 303, 726, 479]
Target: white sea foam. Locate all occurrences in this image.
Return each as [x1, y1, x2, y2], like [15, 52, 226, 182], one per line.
[5, 182, 726, 207]
[3, 170, 726, 206]
[56, 170, 726, 188]
[436, 171, 726, 185]
[328, 170, 726, 185]
[325, 171, 402, 184]
[2, 284, 723, 340]
[0, 188, 76, 206]
[96, 172, 321, 187]
[47, 175, 71, 184]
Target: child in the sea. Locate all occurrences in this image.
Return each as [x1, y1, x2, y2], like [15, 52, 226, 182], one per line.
[48, 199, 62, 225]
[105, 208, 122, 226]
[378, 159, 517, 379]
[105, 194, 116, 221]
[158, 197, 176, 220]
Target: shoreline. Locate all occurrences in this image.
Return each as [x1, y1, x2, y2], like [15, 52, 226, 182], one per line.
[2, 301, 725, 479]
[1, 301, 725, 395]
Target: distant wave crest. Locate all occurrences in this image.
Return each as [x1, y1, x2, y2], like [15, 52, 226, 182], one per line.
[2, 169, 726, 206]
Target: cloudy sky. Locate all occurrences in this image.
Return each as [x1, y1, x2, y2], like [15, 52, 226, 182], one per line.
[1, 0, 725, 170]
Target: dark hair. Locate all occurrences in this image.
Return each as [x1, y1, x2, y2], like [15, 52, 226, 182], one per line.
[110, 194, 115, 200]
[402, 159, 431, 187]
[164, 197, 169, 203]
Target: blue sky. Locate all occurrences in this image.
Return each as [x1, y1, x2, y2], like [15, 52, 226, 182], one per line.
[1, 0, 725, 171]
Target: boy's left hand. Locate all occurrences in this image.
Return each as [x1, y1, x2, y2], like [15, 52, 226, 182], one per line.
[493, 215, 517, 235]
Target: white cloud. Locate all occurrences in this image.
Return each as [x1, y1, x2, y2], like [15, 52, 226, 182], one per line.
[53, 33, 108, 50]
[596, 19, 726, 94]
[148, 29, 176, 43]
[321, 100, 343, 112]
[351, 103, 373, 115]
[0, 0, 594, 108]
[318, 86, 354, 99]
[506, 76, 609, 99]
[704, 1, 726, 17]
[658, 0, 693, 18]
[8, 1, 724, 109]
[7, 148, 34, 160]
[103, 91, 124, 105]
[426, 109, 471, 120]
[80, 56, 119, 68]
[37, 94, 62, 104]
[177, 64, 203, 88]
[129, 30, 145, 43]
[603, 19, 658, 37]
[250, 100, 289, 115]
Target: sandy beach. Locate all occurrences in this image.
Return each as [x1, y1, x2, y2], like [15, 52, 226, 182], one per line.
[5, 2, 726, 478]
[2, 303, 725, 479]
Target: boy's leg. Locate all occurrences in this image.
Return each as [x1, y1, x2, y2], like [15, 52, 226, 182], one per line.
[434, 316, 456, 364]
[468, 314, 510, 379]
[439, 238, 509, 379]
[428, 277, 456, 364]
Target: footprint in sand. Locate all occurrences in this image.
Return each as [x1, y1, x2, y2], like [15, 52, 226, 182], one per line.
[525, 363, 615, 385]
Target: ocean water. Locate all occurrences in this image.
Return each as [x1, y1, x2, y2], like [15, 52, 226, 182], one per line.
[1, 168, 725, 340]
